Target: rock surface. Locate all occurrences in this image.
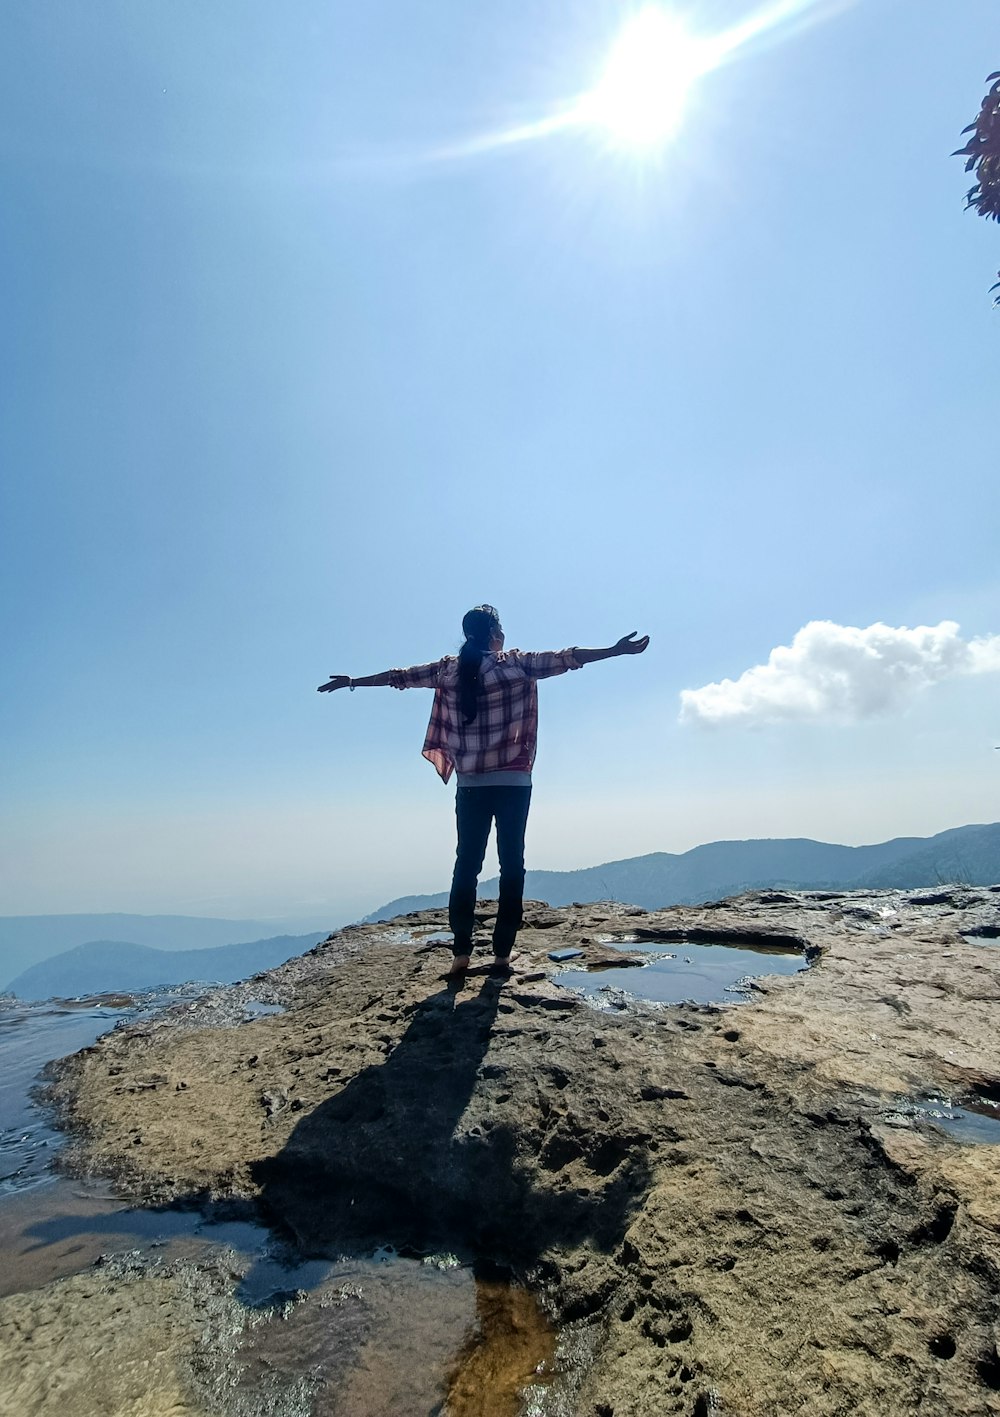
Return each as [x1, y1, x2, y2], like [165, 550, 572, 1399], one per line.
[0, 1251, 274, 1417]
[12, 888, 1000, 1416]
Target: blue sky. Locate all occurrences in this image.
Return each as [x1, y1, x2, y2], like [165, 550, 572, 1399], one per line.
[2, 0, 997, 923]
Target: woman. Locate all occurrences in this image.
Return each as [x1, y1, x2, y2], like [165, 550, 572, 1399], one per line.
[318, 606, 649, 976]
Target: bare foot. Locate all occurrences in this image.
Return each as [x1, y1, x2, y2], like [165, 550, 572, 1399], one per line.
[446, 955, 471, 977]
[490, 955, 515, 975]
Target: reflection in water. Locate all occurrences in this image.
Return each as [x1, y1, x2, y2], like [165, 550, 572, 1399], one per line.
[231, 1250, 476, 1416]
[240, 999, 286, 1017]
[230, 1263, 555, 1417]
[917, 1096, 1000, 1146]
[0, 1174, 274, 1299]
[0, 982, 568, 1416]
[557, 938, 807, 1007]
[446, 1279, 556, 1417]
[3, 1178, 558, 1416]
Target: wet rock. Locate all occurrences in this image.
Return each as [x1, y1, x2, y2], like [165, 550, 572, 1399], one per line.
[0, 1252, 300, 1417]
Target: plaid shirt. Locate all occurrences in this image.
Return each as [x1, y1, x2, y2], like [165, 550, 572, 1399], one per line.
[389, 648, 582, 783]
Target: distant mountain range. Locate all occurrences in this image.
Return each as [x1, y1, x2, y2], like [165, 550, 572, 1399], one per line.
[5, 933, 325, 1002]
[0, 913, 333, 990]
[5, 823, 996, 997]
[365, 822, 1000, 920]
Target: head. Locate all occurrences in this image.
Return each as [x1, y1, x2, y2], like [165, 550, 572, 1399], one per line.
[462, 604, 504, 653]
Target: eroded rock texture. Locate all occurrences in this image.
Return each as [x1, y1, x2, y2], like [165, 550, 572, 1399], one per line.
[27, 889, 1000, 1414]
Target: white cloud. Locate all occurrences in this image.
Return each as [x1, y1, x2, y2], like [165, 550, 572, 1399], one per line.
[680, 620, 1000, 726]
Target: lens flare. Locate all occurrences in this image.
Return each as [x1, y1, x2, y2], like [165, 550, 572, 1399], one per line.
[418, 0, 855, 167]
[578, 8, 710, 149]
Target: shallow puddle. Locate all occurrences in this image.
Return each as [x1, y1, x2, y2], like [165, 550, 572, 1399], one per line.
[962, 925, 1000, 944]
[557, 937, 807, 1007]
[0, 1175, 268, 1298]
[0, 989, 560, 1417]
[0, 990, 278, 1297]
[445, 1278, 557, 1417]
[915, 1094, 1000, 1145]
[230, 1257, 556, 1417]
[240, 999, 286, 1017]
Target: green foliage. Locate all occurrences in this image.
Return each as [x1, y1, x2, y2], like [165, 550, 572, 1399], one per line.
[954, 72, 1000, 303]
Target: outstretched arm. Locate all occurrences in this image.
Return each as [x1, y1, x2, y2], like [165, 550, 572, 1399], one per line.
[573, 632, 650, 665]
[317, 671, 393, 693]
[317, 658, 443, 693]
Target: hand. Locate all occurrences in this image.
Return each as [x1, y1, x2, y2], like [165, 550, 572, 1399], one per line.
[615, 632, 649, 656]
[317, 675, 351, 693]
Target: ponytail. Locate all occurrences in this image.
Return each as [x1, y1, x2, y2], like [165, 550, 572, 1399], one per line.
[458, 605, 501, 725]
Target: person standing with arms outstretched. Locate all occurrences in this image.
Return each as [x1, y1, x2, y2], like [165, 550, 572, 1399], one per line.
[318, 606, 649, 977]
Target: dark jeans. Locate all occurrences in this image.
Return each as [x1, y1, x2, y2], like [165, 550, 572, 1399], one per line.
[449, 786, 532, 958]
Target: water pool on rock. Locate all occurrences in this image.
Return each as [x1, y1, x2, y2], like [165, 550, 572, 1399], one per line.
[0, 991, 560, 1417]
[915, 1093, 1000, 1146]
[556, 935, 809, 1007]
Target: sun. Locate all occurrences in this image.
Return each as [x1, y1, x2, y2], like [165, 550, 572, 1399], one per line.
[425, 0, 847, 168]
[578, 6, 708, 151]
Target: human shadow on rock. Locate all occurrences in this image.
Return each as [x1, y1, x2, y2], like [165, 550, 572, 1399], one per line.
[251, 974, 651, 1271]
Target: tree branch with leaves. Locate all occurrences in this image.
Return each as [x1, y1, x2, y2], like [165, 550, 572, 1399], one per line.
[954, 71, 1000, 303]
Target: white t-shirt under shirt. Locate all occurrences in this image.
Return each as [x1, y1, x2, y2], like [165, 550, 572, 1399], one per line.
[456, 770, 532, 788]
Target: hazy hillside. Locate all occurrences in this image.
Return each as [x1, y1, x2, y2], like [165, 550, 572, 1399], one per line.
[365, 823, 999, 920]
[854, 822, 1000, 889]
[6, 933, 325, 1002]
[0, 913, 331, 989]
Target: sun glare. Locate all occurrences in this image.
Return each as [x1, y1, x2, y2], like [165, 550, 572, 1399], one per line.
[580, 7, 708, 151]
[424, 0, 849, 167]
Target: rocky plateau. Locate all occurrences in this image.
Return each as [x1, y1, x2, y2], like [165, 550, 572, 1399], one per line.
[3, 886, 1000, 1417]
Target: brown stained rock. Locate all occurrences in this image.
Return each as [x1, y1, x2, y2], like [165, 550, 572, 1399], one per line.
[38, 890, 1000, 1415]
[444, 1280, 557, 1417]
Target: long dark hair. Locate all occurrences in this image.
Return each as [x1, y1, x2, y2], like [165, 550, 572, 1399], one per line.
[458, 604, 501, 724]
